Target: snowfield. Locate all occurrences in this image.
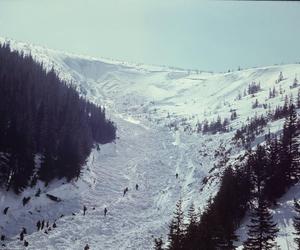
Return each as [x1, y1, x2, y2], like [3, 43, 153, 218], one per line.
[1, 37, 300, 249]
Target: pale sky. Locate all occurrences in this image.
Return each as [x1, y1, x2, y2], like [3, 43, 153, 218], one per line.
[0, 0, 299, 71]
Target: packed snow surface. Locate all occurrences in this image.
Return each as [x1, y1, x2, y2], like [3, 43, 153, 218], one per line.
[1, 37, 300, 249]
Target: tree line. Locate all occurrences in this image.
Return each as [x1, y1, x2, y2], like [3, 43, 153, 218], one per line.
[156, 101, 300, 249]
[0, 43, 116, 193]
[197, 116, 230, 134]
[234, 95, 299, 149]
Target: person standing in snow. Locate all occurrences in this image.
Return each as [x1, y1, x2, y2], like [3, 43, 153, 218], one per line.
[37, 221, 41, 231]
[3, 207, 9, 215]
[83, 205, 87, 215]
[41, 220, 45, 230]
[104, 207, 107, 216]
[176, 173, 178, 179]
[19, 231, 24, 241]
[24, 240, 29, 247]
[84, 243, 90, 250]
[123, 187, 129, 196]
[135, 184, 139, 190]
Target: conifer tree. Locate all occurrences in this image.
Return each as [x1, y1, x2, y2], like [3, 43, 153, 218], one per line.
[243, 198, 279, 250]
[183, 203, 198, 249]
[214, 167, 239, 250]
[248, 145, 268, 198]
[272, 86, 276, 98]
[277, 72, 284, 83]
[231, 111, 237, 120]
[283, 95, 289, 115]
[293, 76, 298, 88]
[269, 88, 272, 99]
[280, 103, 300, 185]
[168, 199, 185, 250]
[263, 137, 284, 204]
[187, 203, 197, 228]
[297, 88, 300, 109]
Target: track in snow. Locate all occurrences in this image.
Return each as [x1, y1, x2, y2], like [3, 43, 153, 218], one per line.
[7, 115, 202, 250]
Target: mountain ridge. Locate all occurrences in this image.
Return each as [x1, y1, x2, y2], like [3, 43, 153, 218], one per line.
[1, 38, 300, 249]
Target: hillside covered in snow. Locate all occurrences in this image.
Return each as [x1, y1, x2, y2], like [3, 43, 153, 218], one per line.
[1, 38, 300, 249]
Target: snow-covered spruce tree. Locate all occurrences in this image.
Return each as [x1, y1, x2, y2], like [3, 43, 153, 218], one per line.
[277, 71, 284, 83]
[252, 99, 259, 109]
[212, 167, 240, 250]
[182, 203, 198, 249]
[292, 76, 299, 88]
[280, 103, 300, 186]
[248, 145, 268, 199]
[263, 137, 283, 204]
[167, 199, 185, 250]
[186, 203, 198, 233]
[297, 88, 300, 109]
[269, 86, 277, 99]
[293, 199, 300, 249]
[248, 82, 261, 95]
[231, 110, 238, 120]
[243, 197, 279, 250]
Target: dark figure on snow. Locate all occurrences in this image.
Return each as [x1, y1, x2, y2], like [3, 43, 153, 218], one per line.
[37, 221, 41, 231]
[3, 207, 9, 215]
[135, 184, 139, 190]
[123, 187, 129, 197]
[53, 222, 57, 228]
[20, 232, 24, 241]
[41, 220, 45, 230]
[84, 243, 90, 250]
[175, 173, 178, 179]
[22, 227, 27, 234]
[24, 240, 29, 247]
[0, 235, 5, 241]
[104, 207, 108, 216]
[83, 205, 87, 216]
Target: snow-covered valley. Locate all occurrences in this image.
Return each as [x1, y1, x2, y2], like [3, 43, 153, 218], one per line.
[1, 38, 300, 249]
[2, 115, 204, 250]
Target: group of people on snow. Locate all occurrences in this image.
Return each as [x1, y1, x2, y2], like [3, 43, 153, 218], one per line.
[82, 183, 140, 249]
[0, 182, 141, 249]
[123, 184, 139, 196]
[18, 227, 29, 247]
[36, 219, 57, 233]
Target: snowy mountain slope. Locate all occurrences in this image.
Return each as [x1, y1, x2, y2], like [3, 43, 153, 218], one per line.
[1, 37, 300, 249]
[3, 116, 197, 249]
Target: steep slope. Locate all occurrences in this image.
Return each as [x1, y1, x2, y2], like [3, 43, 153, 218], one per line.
[1, 38, 300, 249]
